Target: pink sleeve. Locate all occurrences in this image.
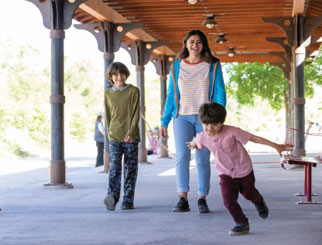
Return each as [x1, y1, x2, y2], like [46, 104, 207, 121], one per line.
[234, 127, 252, 145]
[194, 132, 205, 150]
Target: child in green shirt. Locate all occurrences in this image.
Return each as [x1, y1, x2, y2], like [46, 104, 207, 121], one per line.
[103, 62, 140, 211]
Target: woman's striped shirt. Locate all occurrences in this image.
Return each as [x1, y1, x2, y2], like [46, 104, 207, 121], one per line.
[178, 59, 210, 115]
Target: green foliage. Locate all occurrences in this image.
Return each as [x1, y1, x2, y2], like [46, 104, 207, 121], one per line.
[64, 59, 103, 142]
[11, 143, 32, 158]
[0, 109, 5, 132]
[69, 113, 87, 142]
[305, 48, 322, 94]
[0, 41, 103, 157]
[0, 136, 32, 158]
[28, 109, 50, 146]
[225, 62, 288, 110]
[225, 49, 322, 111]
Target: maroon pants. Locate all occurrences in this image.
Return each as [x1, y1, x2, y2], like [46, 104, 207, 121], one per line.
[219, 171, 264, 224]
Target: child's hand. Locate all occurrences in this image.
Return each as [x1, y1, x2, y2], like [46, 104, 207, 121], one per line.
[124, 136, 134, 143]
[276, 144, 292, 157]
[186, 141, 197, 150]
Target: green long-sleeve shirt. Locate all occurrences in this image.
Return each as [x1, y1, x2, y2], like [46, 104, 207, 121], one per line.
[104, 84, 140, 142]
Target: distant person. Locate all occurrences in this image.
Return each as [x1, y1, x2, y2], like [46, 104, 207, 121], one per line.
[147, 129, 155, 155]
[103, 62, 140, 211]
[147, 127, 161, 155]
[94, 112, 105, 167]
[187, 102, 288, 235]
[161, 30, 226, 213]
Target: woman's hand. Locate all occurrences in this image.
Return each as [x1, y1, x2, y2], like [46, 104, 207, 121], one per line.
[161, 127, 168, 139]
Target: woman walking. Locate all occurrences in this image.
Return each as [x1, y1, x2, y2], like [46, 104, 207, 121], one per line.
[161, 30, 226, 213]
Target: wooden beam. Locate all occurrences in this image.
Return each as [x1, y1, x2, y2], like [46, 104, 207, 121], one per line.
[78, 0, 175, 55]
[292, 0, 306, 16]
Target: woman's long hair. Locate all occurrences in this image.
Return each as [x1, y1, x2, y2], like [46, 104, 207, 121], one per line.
[176, 30, 219, 63]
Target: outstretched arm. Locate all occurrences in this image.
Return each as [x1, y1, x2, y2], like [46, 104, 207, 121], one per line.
[250, 135, 288, 157]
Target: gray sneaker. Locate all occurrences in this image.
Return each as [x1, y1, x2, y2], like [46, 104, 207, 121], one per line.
[198, 198, 210, 213]
[104, 195, 116, 211]
[121, 200, 134, 210]
[255, 201, 269, 219]
[229, 223, 250, 235]
[173, 197, 190, 212]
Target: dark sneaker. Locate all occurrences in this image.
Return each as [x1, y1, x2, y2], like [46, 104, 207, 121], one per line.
[229, 223, 250, 235]
[173, 197, 190, 212]
[255, 201, 269, 219]
[104, 195, 116, 211]
[121, 201, 134, 210]
[198, 198, 210, 213]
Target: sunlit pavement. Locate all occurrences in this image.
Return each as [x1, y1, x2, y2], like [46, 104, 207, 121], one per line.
[0, 152, 321, 245]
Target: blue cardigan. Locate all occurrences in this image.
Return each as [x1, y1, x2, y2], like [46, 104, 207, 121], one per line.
[161, 59, 226, 127]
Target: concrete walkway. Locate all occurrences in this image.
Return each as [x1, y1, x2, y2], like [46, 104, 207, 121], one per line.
[0, 152, 322, 245]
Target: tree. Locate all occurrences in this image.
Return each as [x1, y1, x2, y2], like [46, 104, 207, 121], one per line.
[225, 49, 321, 111]
[225, 62, 287, 110]
[0, 41, 104, 157]
[224, 49, 322, 142]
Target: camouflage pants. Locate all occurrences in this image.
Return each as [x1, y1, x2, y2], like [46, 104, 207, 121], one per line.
[108, 140, 139, 204]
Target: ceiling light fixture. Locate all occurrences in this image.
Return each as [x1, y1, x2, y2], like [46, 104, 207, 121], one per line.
[227, 47, 236, 57]
[215, 33, 227, 44]
[187, 0, 198, 4]
[202, 15, 217, 29]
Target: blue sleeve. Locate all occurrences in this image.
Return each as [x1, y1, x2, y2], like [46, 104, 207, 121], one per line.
[214, 62, 226, 107]
[161, 67, 175, 127]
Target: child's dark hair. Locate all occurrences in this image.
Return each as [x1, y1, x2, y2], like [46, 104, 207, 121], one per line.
[106, 62, 130, 84]
[198, 102, 226, 124]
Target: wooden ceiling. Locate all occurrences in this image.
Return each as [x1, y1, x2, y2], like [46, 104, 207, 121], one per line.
[73, 0, 322, 63]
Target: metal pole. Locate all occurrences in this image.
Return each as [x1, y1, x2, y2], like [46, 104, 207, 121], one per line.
[293, 15, 306, 156]
[50, 29, 66, 185]
[137, 65, 147, 162]
[103, 52, 114, 172]
[294, 45, 306, 156]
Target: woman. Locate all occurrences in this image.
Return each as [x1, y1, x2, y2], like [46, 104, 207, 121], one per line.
[161, 30, 226, 213]
[94, 112, 105, 167]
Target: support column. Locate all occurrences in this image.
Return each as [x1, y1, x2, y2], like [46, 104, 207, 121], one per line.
[121, 40, 168, 163]
[150, 54, 175, 158]
[263, 16, 322, 156]
[50, 29, 67, 185]
[136, 64, 148, 162]
[26, 0, 87, 187]
[74, 22, 143, 171]
[288, 66, 294, 145]
[293, 15, 306, 155]
[103, 52, 114, 172]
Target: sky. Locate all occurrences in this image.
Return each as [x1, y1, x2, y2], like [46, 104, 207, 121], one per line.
[0, 0, 158, 79]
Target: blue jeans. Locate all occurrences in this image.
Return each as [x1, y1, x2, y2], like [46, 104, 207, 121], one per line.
[173, 115, 211, 196]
